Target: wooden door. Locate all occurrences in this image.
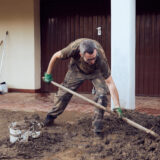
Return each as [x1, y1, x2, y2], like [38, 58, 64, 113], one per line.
[41, 0, 111, 93]
[136, 1, 160, 96]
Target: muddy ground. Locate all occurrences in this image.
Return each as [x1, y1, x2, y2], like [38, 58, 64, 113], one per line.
[0, 109, 160, 160]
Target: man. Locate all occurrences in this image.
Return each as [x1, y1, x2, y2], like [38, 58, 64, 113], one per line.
[43, 38, 122, 138]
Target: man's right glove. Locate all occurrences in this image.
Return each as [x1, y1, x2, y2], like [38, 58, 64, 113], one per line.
[43, 73, 53, 83]
[113, 107, 123, 118]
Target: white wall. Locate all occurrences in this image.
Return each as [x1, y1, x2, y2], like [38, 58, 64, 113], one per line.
[34, 0, 41, 90]
[0, 0, 40, 90]
[111, 0, 136, 109]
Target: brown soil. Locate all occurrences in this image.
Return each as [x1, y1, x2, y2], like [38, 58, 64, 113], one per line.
[0, 109, 160, 160]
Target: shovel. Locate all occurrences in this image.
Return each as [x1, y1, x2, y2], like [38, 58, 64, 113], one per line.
[47, 80, 159, 138]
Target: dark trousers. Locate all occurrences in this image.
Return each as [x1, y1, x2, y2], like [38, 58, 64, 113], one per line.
[48, 66, 108, 133]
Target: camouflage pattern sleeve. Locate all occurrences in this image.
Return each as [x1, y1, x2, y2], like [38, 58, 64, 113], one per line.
[60, 39, 82, 60]
[94, 40, 107, 59]
[60, 42, 75, 59]
[94, 40, 111, 79]
[101, 59, 111, 79]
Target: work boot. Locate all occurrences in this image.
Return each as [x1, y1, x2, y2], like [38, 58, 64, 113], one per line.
[43, 115, 54, 127]
[94, 132, 104, 140]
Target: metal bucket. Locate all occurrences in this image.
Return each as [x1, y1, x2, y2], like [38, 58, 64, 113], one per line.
[0, 82, 8, 94]
[9, 122, 30, 143]
[9, 121, 41, 143]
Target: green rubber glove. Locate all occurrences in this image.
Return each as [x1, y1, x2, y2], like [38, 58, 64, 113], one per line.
[113, 107, 123, 118]
[44, 73, 53, 83]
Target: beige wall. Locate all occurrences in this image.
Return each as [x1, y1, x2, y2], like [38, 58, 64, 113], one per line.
[0, 0, 40, 90]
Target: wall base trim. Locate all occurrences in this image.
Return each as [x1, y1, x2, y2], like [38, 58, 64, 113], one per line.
[8, 88, 41, 93]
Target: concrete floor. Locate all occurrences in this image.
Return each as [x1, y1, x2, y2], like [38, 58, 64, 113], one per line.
[0, 93, 160, 116]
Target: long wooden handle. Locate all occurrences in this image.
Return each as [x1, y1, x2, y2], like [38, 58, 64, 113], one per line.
[51, 81, 107, 111]
[122, 117, 159, 138]
[50, 80, 159, 138]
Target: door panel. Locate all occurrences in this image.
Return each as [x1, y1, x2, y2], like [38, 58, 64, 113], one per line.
[41, 1, 111, 93]
[136, 2, 160, 96]
[41, 0, 160, 96]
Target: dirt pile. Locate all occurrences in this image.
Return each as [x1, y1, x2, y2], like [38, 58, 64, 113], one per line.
[0, 109, 160, 160]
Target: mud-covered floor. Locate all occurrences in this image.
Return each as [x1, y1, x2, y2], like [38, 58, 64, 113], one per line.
[0, 109, 160, 160]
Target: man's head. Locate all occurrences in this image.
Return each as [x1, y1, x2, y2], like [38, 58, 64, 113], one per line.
[79, 40, 98, 65]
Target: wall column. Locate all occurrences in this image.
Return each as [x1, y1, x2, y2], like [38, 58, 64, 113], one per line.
[111, 0, 136, 110]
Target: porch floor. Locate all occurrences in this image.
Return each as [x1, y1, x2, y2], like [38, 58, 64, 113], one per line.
[0, 93, 160, 116]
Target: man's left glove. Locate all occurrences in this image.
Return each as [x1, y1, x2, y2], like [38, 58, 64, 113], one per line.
[113, 107, 123, 118]
[43, 73, 53, 83]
